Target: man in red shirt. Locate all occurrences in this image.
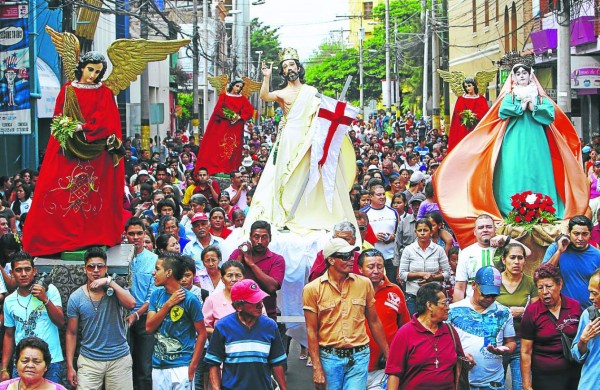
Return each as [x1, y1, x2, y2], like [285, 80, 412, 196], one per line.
[359, 249, 410, 389]
[229, 220, 286, 322]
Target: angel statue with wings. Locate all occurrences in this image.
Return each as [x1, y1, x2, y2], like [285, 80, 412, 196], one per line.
[22, 26, 189, 257]
[195, 75, 259, 175]
[438, 70, 495, 151]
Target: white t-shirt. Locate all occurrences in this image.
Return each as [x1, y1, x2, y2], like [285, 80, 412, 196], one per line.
[455, 243, 497, 297]
[224, 185, 248, 210]
[448, 299, 515, 387]
[362, 205, 398, 260]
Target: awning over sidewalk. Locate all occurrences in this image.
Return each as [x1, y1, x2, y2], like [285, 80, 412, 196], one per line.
[36, 59, 61, 118]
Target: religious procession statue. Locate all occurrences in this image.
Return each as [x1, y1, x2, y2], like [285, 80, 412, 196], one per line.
[195, 75, 259, 175]
[434, 55, 588, 247]
[438, 70, 494, 151]
[242, 47, 358, 235]
[22, 26, 189, 256]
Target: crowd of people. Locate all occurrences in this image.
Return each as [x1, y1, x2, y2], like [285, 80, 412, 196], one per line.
[2, 54, 600, 389]
[1, 106, 599, 390]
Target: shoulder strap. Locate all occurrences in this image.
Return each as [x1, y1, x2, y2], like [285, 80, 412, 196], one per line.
[447, 322, 460, 355]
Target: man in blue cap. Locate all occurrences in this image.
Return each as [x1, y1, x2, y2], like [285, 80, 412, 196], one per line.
[448, 266, 517, 390]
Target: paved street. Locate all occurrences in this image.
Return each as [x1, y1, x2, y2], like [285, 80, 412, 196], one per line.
[285, 339, 314, 389]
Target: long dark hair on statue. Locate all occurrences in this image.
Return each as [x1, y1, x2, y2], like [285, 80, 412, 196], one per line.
[74, 51, 108, 83]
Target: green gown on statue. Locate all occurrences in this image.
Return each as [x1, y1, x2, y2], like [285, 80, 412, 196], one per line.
[492, 94, 565, 217]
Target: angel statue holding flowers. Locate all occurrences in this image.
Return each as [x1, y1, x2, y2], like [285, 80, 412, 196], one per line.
[435, 58, 588, 247]
[195, 75, 259, 175]
[22, 26, 188, 256]
[438, 70, 494, 151]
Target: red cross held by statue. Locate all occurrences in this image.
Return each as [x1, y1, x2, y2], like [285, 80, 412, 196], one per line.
[317, 100, 354, 166]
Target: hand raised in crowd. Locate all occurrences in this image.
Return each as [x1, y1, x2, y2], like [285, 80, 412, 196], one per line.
[580, 317, 600, 344]
[89, 276, 111, 290]
[166, 288, 186, 309]
[30, 283, 48, 304]
[489, 235, 508, 248]
[557, 234, 571, 253]
[238, 241, 255, 265]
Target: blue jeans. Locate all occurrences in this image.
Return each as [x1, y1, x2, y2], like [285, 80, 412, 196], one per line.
[128, 314, 154, 389]
[320, 347, 369, 390]
[470, 379, 504, 390]
[405, 294, 417, 317]
[503, 338, 522, 390]
[13, 361, 65, 385]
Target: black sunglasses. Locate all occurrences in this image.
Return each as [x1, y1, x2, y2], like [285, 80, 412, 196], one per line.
[331, 252, 354, 261]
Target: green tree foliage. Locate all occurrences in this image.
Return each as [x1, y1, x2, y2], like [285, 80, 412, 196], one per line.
[305, 0, 425, 113]
[177, 93, 193, 122]
[250, 18, 283, 87]
[305, 40, 360, 103]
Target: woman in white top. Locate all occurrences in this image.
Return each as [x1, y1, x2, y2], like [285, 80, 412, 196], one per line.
[399, 218, 450, 316]
[10, 184, 32, 231]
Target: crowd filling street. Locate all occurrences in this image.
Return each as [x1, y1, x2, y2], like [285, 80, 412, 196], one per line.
[1, 53, 600, 390]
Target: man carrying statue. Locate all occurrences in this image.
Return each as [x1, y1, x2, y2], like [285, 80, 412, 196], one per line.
[243, 48, 358, 236]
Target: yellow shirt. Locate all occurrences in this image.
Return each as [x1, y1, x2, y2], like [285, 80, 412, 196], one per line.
[303, 272, 375, 348]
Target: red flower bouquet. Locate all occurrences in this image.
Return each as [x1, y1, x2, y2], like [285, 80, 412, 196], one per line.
[504, 191, 557, 231]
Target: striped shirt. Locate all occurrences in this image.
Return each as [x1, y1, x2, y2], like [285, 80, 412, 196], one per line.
[205, 312, 286, 390]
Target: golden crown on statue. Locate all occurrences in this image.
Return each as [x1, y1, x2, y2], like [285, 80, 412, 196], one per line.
[279, 47, 299, 62]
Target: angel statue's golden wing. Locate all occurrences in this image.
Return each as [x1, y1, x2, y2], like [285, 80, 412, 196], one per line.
[208, 74, 229, 96]
[474, 70, 498, 94]
[104, 38, 191, 96]
[45, 26, 80, 82]
[437, 70, 466, 97]
[241, 77, 262, 99]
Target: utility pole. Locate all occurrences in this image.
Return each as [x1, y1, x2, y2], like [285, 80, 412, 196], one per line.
[202, 0, 209, 133]
[431, 0, 440, 130]
[192, 0, 200, 137]
[422, 10, 429, 117]
[359, 24, 365, 118]
[385, 0, 391, 115]
[441, 0, 450, 130]
[140, 0, 150, 150]
[556, 0, 571, 116]
[335, 14, 365, 117]
[394, 19, 399, 116]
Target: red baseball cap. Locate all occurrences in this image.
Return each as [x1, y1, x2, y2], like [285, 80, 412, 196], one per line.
[191, 212, 209, 223]
[231, 280, 269, 304]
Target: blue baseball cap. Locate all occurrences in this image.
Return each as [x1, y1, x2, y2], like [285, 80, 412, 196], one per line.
[474, 266, 502, 296]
